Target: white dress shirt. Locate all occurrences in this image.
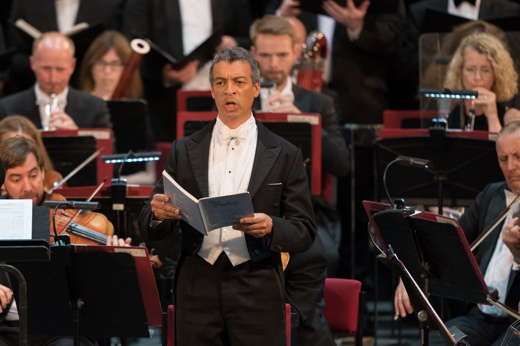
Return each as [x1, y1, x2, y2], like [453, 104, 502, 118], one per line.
[260, 78, 294, 112]
[55, 0, 80, 32]
[448, 0, 480, 20]
[198, 115, 258, 266]
[34, 84, 68, 130]
[479, 189, 518, 316]
[178, 0, 212, 56]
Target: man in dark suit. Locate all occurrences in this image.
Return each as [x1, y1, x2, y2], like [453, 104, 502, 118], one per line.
[139, 47, 315, 346]
[122, 0, 252, 141]
[0, 32, 111, 130]
[250, 15, 348, 346]
[394, 121, 520, 345]
[5, 0, 125, 93]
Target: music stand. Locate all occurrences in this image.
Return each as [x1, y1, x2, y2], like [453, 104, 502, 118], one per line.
[375, 128, 502, 214]
[9, 245, 159, 344]
[0, 240, 50, 346]
[366, 204, 520, 345]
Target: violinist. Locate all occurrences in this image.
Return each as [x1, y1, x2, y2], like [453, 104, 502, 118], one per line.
[394, 122, 520, 345]
[0, 115, 63, 191]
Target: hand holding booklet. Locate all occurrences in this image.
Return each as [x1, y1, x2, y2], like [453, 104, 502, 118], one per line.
[162, 171, 254, 235]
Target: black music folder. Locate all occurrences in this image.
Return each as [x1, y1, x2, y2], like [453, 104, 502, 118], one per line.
[298, 0, 399, 14]
[146, 30, 222, 70]
[421, 9, 520, 33]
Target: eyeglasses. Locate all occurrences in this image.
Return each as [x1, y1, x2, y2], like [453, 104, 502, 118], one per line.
[462, 66, 493, 76]
[94, 60, 124, 70]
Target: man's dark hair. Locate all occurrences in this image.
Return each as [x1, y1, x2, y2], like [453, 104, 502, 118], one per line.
[209, 46, 261, 84]
[0, 136, 45, 170]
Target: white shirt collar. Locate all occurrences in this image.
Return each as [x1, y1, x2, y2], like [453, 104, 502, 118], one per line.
[214, 114, 256, 144]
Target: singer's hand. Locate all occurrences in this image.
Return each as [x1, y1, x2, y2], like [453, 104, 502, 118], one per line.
[233, 213, 272, 238]
[277, 0, 301, 16]
[0, 284, 13, 312]
[50, 111, 78, 130]
[503, 217, 520, 263]
[163, 60, 200, 86]
[323, 0, 369, 32]
[151, 194, 181, 221]
[394, 278, 414, 318]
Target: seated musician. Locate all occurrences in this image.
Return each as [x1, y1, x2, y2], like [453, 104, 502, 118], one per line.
[0, 32, 111, 130]
[78, 30, 143, 101]
[444, 32, 519, 132]
[394, 121, 520, 345]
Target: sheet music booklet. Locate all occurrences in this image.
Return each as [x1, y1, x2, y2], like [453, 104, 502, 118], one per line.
[162, 170, 254, 235]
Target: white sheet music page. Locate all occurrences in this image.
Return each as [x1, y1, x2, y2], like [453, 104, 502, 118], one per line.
[0, 200, 32, 239]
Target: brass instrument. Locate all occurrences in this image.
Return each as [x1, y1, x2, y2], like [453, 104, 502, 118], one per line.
[42, 93, 59, 130]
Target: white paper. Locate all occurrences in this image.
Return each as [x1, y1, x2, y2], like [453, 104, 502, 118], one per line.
[0, 200, 33, 239]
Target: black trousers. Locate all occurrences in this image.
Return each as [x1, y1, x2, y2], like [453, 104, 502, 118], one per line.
[175, 254, 285, 346]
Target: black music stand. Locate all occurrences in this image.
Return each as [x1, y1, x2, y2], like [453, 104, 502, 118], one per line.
[375, 128, 502, 214]
[0, 240, 50, 346]
[370, 207, 520, 345]
[43, 136, 98, 186]
[10, 246, 150, 344]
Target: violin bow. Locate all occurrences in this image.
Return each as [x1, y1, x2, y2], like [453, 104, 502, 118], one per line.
[46, 149, 101, 194]
[470, 194, 520, 252]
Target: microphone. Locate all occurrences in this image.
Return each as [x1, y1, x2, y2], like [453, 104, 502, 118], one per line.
[43, 200, 99, 210]
[396, 155, 432, 170]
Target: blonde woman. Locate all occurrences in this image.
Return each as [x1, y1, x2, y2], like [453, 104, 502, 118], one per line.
[444, 32, 518, 132]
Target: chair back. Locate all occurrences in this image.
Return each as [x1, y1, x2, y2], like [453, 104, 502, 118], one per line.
[323, 278, 362, 334]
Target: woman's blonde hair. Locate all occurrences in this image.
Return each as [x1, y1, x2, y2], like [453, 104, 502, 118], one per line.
[0, 115, 54, 172]
[79, 30, 143, 99]
[444, 32, 518, 102]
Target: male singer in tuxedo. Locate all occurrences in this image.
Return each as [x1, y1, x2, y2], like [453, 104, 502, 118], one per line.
[139, 46, 315, 346]
[394, 121, 520, 345]
[0, 32, 111, 130]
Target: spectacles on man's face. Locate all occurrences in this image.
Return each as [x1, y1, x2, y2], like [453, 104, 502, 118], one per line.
[94, 60, 125, 70]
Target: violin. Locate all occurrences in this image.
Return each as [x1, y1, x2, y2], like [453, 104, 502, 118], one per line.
[47, 191, 114, 245]
[296, 31, 327, 92]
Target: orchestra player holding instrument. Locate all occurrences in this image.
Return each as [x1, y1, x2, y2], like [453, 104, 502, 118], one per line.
[395, 122, 520, 345]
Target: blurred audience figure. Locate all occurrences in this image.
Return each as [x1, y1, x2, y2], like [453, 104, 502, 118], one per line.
[79, 30, 143, 100]
[444, 32, 518, 132]
[0, 32, 111, 130]
[5, 0, 126, 94]
[268, 0, 402, 124]
[0, 114, 62, 191]
[122, 0, 252, 141]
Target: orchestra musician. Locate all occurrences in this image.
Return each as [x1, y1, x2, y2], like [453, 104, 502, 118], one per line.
[0, 32, 112, 130]
[139, 46, 316, 346]
[0, 115, 63, 190]
[395, 121, 520, 345]
[444, 32, 519, 132]
[78, 30, 143, 100]
[250, 14, 348, 346]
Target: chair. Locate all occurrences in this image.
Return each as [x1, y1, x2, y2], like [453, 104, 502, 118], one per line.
[166, 303, 292, 346]
[176, 90, 213, 112]
[383, 109, 437, 128]
[323, 278, 363, 346]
